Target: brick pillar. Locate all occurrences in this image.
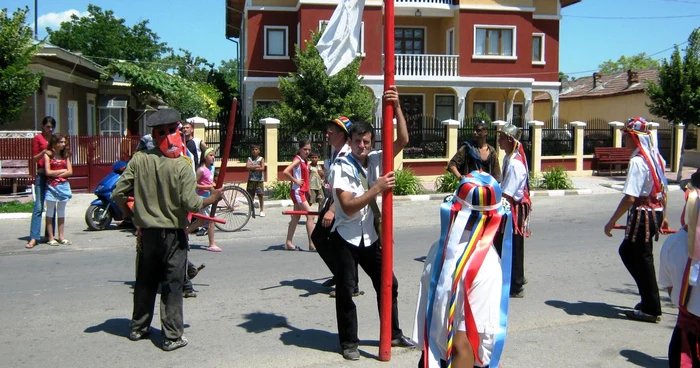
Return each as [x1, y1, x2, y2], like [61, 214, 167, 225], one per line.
[260, 118, 279, 183]
[492, 120, 508, 166]
[571, 121, 587, 172]
[609, 121, 624, 148]
[529, 120, 545, 174]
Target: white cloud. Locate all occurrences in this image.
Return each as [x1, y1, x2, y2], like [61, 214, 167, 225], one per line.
[37, 9, 89, 29]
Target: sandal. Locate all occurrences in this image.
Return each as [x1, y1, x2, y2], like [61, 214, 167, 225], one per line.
[59, 239, 72, 245]
[25, 241, 37, 249]
[285, 245, 301, 251]
[47, 240, 59, 246]
[207, 245, 222, 252]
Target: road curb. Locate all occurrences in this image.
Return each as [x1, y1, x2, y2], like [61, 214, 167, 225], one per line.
[600, 183, 682, 192]
[0, 213, 32, 220]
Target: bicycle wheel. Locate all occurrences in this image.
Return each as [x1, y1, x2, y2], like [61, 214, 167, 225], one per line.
[214, 185, 253, 232]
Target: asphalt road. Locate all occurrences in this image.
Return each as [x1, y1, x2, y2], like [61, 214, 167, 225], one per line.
[0, 191, 688, 367]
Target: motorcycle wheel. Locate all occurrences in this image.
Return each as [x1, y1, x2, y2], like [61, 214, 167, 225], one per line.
[85, 204, 112, 231]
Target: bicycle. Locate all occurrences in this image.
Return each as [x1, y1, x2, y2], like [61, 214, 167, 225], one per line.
[214, 184, 255, 232]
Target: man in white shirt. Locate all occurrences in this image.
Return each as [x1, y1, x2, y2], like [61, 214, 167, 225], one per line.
[660, 169, 700, 366]
[604, 117, 669, 323]
[496, 123, 531, 298]
[329, 86, 411, 360]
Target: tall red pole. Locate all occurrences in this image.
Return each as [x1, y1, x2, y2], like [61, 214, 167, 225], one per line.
[379, 0, 395, 361]
[209, 97, 238, 218]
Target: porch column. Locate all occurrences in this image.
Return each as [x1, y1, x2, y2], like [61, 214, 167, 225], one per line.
[442, 119, 460, 160]
[551, 98, 560, 123]
[453, 87, 471, 126]
[244, 84, 257, 123]
[571, 121, 586, 172]
[529, 120, 544, 174]
[674, 123, 685, 172]
[260, 117, 280, 183]
[505, 99, 514, 123]
[492, 119, 508, 166]
[609, 121, 624, 148]
[523, 88, 534, 124]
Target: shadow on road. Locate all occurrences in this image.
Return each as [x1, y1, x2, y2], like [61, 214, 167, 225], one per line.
[260, 277, 331, 297]
[108, 280, 135, 289]
[261, 244, 314, 252]
[545, 300, 629, 320]
[84, 318, 143, 339]
[414, 256, 426, 263]
[237, 312, 338, 353]
[619, 349, 667, 368]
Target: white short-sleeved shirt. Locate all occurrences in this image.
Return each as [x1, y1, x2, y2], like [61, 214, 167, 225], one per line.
[325, 143, 352, 190]
[622, 150, 653, 198]
[331, 151, 382, 247]
[659, 230, 700, 316]
[501, 154, 527, 202]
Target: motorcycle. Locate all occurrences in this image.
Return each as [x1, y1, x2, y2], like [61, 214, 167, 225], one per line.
[85, 160, 128, 231]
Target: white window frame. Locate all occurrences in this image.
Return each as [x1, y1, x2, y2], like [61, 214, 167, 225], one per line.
[472, 100, 499, 120]
[472, 25, 517, 61]
[264, 25, 289, 60]
[532, 33, 545, 65]
[46, 85, 61, 132]
[67, 100, 79, 136]
[434, 94, 456, 122]
[86, 93, 96, 136]
[446, 27, 455, 55]
[98, 107, 125, 136]
[319, 20, 365, 57]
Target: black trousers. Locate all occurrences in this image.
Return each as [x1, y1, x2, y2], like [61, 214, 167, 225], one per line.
[330, 231, 402, 349]
[618, 211, 662, 316]
[494, 223, 525, 293]
[131, 228, 187, 341]
[311, 200, 358, 288]
[668, 326, 700, 367]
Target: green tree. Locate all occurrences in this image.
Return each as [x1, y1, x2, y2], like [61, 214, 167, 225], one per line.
[0, 7, 42, 125]
[646, 28, 700, 180]
[46, 4, 169, 63]
[599, 52, 660, 74]
[257, 31, 373, 134]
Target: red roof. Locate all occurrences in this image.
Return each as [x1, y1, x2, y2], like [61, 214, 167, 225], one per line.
[536, 68, 658, 101]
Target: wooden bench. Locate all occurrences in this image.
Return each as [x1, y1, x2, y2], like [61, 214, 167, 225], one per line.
[593, 147, 630, 176]
[0, 159, 32, 194]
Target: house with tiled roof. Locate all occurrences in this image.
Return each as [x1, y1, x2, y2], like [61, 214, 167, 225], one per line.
[533, 68, 668, 126]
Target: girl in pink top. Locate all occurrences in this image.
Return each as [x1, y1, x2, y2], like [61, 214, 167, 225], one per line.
[187, 148, 220, 252]
[283, 140, 316, 251]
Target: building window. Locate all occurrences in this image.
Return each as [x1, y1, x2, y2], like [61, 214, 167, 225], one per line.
[474, 26, 516, 59]
[99, 108, 124, 136]
[446, 28, 455, 55]
[319, 21, 365, 55]
[532, 33, 545, 64]
[264, 26, 288, 59]
[435, 95, 455, 122]
[395, 28, 425, 54]
[473, 101, 497, 121]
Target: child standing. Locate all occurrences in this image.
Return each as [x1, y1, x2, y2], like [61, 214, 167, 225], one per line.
[246, 145, 266, 217]
[308, 152, 325, 212]
[44, 134, 73, 246]
[186, 148, 221, 252]
[283, 140, 316, 251]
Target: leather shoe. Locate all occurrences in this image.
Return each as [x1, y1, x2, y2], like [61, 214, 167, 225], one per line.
[391, 335, 415, 348]
[183, 290, 197, 298]
[128, 328, 151, 341]
[624, 310, 660, 323]
[342, 347, 360, 360]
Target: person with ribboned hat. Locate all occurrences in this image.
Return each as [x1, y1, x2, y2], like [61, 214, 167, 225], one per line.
[112, 108, 222, 351]
[604, 116, 669, 323]
[495, 123, 531, 298]
[413, 171, 514, 368]
[660, 168, 700, 366]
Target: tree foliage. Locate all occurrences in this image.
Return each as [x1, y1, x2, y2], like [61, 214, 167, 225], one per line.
[103, 62, 221, 120]
[255, 31, 374, 134]
[646, 28, 700, 126]
[599, 52, 660, 75]
[0, 7, 42, 125]
[46, 4, 169, 63]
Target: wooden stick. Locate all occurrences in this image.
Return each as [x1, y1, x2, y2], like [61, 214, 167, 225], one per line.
[612, 224, 678, 234]
[282, 210, 320, 216]
[209, 98, 238, 219]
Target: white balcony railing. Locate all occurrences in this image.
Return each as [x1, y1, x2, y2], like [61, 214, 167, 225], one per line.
[395, 0, 453, 4]
[395, 54, 459, 77]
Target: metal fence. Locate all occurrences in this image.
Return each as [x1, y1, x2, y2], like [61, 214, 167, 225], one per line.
[206, 112, 265, 163]
[277, 130, 326, 162]
[584, 128, 614, 155]
[541, 127, 574, 156]
[459, 116, 498, 149]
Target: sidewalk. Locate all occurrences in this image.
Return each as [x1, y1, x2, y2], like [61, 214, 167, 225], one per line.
[2, 168, 695, 220]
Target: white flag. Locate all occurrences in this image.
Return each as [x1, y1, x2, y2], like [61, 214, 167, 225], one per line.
[315, 0, 365, 77]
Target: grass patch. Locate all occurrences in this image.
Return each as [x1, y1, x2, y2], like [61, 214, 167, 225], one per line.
[0, 200, 34, 213]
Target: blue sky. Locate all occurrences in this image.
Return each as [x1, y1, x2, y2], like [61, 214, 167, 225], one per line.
[11, 0, 700, 76]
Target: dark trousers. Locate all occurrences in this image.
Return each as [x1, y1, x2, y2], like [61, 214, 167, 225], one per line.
[618, 212, 662, 316]
[668, 326, 700, 367]
[330, 231, 402, 349]
[131, 228, 187, 341]
[311, 202, 358, 288]
[494, 226, 525, 293]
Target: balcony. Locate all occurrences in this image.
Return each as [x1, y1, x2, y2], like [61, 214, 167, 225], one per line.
[395, 54, 459, 77]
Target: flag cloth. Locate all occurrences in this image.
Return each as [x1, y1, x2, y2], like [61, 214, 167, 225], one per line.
[315, 0, 364, 76]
